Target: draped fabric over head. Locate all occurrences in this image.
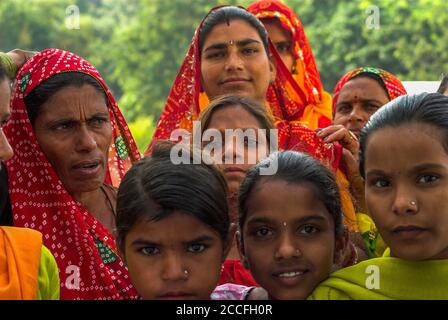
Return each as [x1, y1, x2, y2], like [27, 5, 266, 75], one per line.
[146, 6, 357, 232]
[147, 5, 336, 165]
[4, 49, 140, 299]
[332, 67, 407, 113]
[248, 0, 333, 130]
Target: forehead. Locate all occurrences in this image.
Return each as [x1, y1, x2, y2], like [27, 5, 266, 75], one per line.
[246, 180, 331, 223]
[206, 105, 262, 130]
[365, 123, 448, 170]
[338, 76, 389, 102]
[0, 79, 11, 117]
[39, 84, 107, 118]
[128, 212, 220, 242]
[202, 19, 263, 48]
[262, 19, 292, 41]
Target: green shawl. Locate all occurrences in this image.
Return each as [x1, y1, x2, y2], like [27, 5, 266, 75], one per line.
[308, 257, 448, 300]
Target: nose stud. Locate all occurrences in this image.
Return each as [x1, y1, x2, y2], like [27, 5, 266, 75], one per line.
[184, 269, 189, 278]
[410, 201, 417, 207]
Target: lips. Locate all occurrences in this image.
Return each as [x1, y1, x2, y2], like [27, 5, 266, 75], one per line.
[221, 77, 250, 85]
[272, 268, 309, 287]
[71, 159, 102, 177]
[392, 225, 427, 239]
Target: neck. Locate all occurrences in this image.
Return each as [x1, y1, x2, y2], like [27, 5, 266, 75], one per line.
[71, 186, 116, 233]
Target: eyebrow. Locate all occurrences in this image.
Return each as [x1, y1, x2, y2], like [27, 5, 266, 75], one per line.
[131, 235, 216, 247]
[203, 38, 262, 52]
[366, 163, 447, 177]
[246, 214, 328, 226]
[48, 112, 109, 123]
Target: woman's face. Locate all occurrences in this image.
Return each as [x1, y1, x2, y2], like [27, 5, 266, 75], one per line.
[200, 19, 275, 105]
[123, 211, 224, 300]
[262, 19, 295, 72]
[365, 122, 448, 261]
[0, 78, 13, 162]
[204, 105, 269, 196]
[33, 84, 112, 196]
[333, 76, 390, 138]
[239, 180, 343, 300]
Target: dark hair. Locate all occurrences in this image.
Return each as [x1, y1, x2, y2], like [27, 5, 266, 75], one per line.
[350, 72, 390, 100]
[359, 93, 448, 177]
[199, 95, 275, 147]
[116, 141, 230, 253]
[438, 74, 448, 94]
[198, 6, 269, 55]
[238, 150, 344, 240]
[24, 72, 106, 126]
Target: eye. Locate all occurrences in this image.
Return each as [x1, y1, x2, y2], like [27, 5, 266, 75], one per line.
[371, 179, 390, 188]
[276, 42, 291, 53]
[417, 174, 439, 184]
[187, 243, 206, 253]
[89, 117, 108, 126]
[336, 104, 351, 114]
[242, 47, 258, 55]
[243, 136, 258, 147]
[140, 247, 160, 256]
[299, 225, 319, 235]
[206, 51, 225, 59]
[366, 104, 381, 113]
[53, 122, 74, 131]
[254, 227, 273, 238]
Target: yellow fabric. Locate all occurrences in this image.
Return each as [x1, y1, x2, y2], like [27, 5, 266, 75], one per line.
[356, 213, 387, 257]
[36, 245, 60, 300]
[0, 227, 42, 300]
[335, 170, 358, 232]
[300, 89, 333, 130]
[309, 256, 448, 300]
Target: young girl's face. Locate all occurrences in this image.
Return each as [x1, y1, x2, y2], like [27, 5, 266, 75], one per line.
[205, 105, 269, 196]
[239, 179, 343, 300]
[365, 122, 448, 261]
[123, 211, 225, 300]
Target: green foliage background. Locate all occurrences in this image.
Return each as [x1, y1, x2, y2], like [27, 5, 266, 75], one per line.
[1, 0, 447, 152]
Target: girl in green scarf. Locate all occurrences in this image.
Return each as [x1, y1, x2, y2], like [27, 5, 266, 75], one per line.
[310, 93, 448, 300]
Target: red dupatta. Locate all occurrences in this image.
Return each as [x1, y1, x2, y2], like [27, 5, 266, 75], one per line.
[248, 0, 333, 130]
[4, 49, 140, 299]
[146, 6, 339, 169]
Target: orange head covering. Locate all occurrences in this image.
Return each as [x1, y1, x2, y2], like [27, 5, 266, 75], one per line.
[248, 0, 333, 129]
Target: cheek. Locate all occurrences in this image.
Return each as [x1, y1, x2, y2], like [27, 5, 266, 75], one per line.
[125, 253, 159, 299]
[97, 124, 113, 153]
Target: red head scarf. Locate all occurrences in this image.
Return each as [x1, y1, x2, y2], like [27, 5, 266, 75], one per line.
[4, 49, 140, 299]
[146, 7, 357, 231]
[333, 67, 407, 113]
[147, 6, 339, 168]
[248, 0, 333, 129]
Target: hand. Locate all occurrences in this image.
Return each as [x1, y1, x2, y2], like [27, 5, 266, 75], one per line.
[316, 125, 359, 156]
[6, 49, 36, 71]
[342, 148, 366, 212]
